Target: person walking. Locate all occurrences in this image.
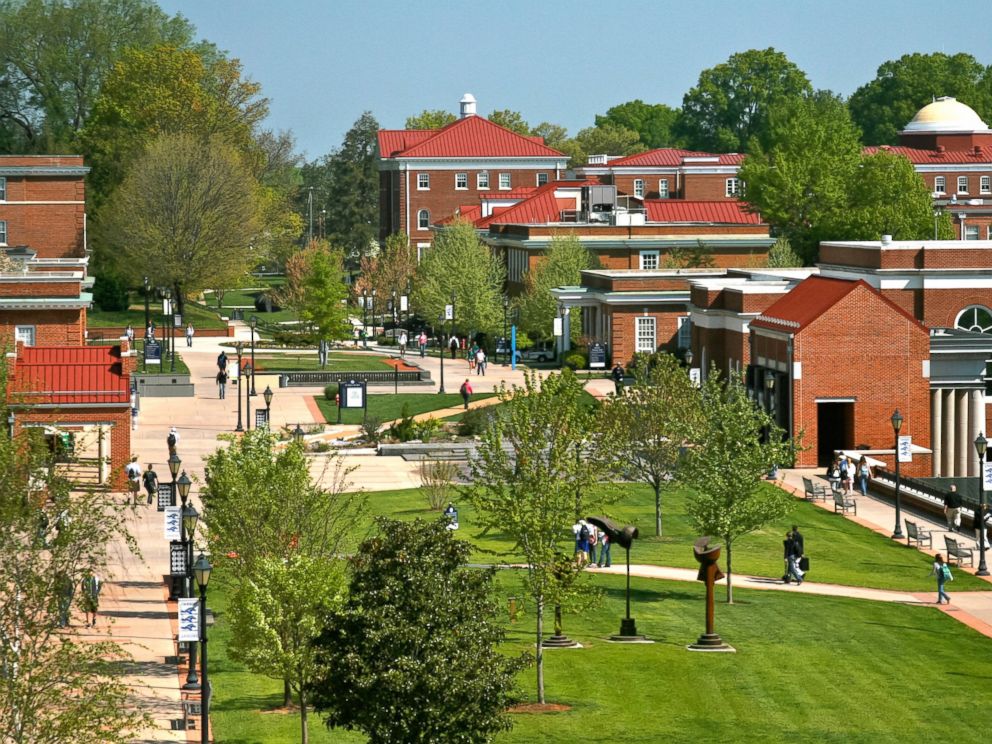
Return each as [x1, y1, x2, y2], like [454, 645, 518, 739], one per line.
[475, 347, 486, 376]
[827, 456, 841, 494]
[81, 571, 101, 627]
[943, 484, 963, 533]
[856, 456, 871, 496]
[783, 530, 804, 585]
[185, 322, 194, 347]
[142, 463, 159, 505]
[418, 331, 428, 358]
[587, 522, 599, 566]
[597, 530, 612, 567]
[216, 367, 229, 399]
[459, 378, 472, 410]
[125, 324, 134, 343]
[124, 456, 142, 504]
[167, 426, 179, 456]
[217, 350, 228, 374]
[839, 455, 852, 495]
[612, 362, 625, 395]
[449, 334, 459, 360]
[931, 553, 952, 604]
[468, 342, 478, 371]
[398, 330, 408, 358]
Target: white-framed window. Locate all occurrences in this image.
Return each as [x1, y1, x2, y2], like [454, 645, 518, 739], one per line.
[957, 176, 968, 194]
[536, 173, 549, 186]
[955, 305, 992, 334]
[635, 316, 656, 353]
[659, 179, 669, 199]
[677, 316, 692, 350]
[0, 177, 5, 201]
[639, 250, 659, 270]
[633, 179, 644, 198]
[934, 176, 946, 194]
[15, 325, 35, 347]
[725, 178, 740, 197]
[455, 173, 468, 190]
[965, 225, 980, 240]
[982, 176, 991, 194]
[0, 220, 6, 245]
[477, 172, 489, 190]
[498, 173, 511, 190]
[417, 173, 430, 190]
[417, 209, 430, 230]
[416, 242, 430, 262]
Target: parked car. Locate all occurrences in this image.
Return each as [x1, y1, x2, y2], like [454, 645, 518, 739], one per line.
[519, 342, 556, 363]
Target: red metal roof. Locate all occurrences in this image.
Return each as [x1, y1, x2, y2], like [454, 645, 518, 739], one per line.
[603, 148, 745, 168]
[476, 185, 576, 228]
[11, 345, 130, 406]
[379, 116, 566, 159]
[864, 144, 992, 164]
[479, 188, 537, 200]
[644, 200, 764, 224]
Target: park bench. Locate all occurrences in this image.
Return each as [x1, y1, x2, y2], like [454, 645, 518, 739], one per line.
[944, 535, 974, 567]
[833, 490, 857, 515]
[904, 519, 932, 549]
[802, 476, 830, 502]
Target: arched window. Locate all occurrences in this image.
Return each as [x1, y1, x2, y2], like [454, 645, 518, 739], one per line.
[954, 305, 992, 334]
[417, 209, 430, 230]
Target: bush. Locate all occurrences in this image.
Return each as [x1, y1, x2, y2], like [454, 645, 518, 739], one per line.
[386, 403, 418, 442]
[324, 383, 339, 401]
[419, 457, 459, 511]
[415, 417, 441, 443]
[92, 273, 130, 312]
[563, 350, 587, 371]
[377, 336, 397, 346]
[458, 406, 495, 436]
[360, 416, 383, 445]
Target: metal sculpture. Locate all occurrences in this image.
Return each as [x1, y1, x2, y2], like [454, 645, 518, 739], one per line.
[587, 516, 643, 641]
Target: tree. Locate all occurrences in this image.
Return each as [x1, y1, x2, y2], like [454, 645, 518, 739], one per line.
[412, 220, 506, 338]
[0, 0, 200, 152]
[674, 48, 812, 153]
[531, 121, 569, 151]
[765, 237, 802, 268]
[595, 99, 680, 148]
[405, 109, 456, 129]
[0, 390, 145, 742]
[597, 352, 703, 536]
[679, 371, 792, 603]
[560, 123, 645, 168]
[662, 240, 716, 269]
[298, 242, 352, 342]
[312, 518, 525, 744]
[469, 370, 604, 704]
[97, 132, 261, 316]
[356, 231, 416, 308]
[849, 52, 992, 146]
[516, 233, 596, 342]
[488, 108, 530, 135]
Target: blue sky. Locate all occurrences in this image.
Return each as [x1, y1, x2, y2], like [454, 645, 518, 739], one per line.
[158, 0, 992, 160]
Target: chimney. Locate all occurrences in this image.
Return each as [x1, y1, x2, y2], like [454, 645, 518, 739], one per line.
[459, 93, 477, 118]
[936, 145, 946, 153]
[881, 234, 892, 246]
[974, 145, 982, 156]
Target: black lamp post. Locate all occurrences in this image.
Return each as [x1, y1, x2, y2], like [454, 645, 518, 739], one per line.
[234, 342, 244, 432]
[249, 317, 257, 396]
[765, 373, 776, 442]
[559, 305, 567, 366]
[438, 312, 446, 395]
[975, 433, 989, 576]
[192, 553, 212, 744]
[263, 385, 273, 429]
[143, 276, 150, 336]
[182, 501, 200, 689]
[502, 295, 509, 365]
[168, 453, 181, 504]
[891, 409, 904, 539]
[293, 423, 305, 445]
[371, 289, 377, 343]
[685, 349, 693, 369]
[361, 289, 368, 346]
[244, 365, 253, 431]
[391, 289, 397, 333]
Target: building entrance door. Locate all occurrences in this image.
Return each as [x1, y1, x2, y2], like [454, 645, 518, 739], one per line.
[817, 401, 854, 466]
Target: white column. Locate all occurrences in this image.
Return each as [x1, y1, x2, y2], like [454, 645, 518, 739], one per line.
[944, 389, 956, 477]
[956, 389, 969, 476]
[97, 426, 107, 485]
[932, 389, 943, 477]
[970, 389, 985, 476]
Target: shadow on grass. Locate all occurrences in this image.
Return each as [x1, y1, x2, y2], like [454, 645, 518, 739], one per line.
[864, 620, 946, 635]
[214, 692, 287, 713]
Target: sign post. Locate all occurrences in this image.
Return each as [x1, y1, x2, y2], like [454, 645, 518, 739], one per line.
[588, 342, 607, 370]
[339, 379, 368, 423]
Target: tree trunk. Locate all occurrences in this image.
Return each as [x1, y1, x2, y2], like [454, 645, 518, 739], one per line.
[283, 678, 292, 707]
[173, 282, 185, 317]
[725, 540, 734, 604]
[654, 481, 662, 537]
[299, 686, 308, 744]
[536, 597, 545, 704]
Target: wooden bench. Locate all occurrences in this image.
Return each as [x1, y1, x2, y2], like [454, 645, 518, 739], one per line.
[904, 519, 932, 549]
[802, 476, 830, 502]
[944, 536, 974, 567]
[833, 490, 857, 515]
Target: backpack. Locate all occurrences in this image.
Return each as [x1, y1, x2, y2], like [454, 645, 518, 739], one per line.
[941, 564, 952, 581]
[167, 433, 177, 447]
[579, 524, 590, 542]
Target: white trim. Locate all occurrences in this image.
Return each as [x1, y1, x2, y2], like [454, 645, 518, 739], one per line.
[0, 200, 85, 205]
[635, 315, 656, 353]
[15, 325, 35, 346]
[815, 397, 856, 403]
[381, 157, 568, 171]
[417, 209, 430, 230]
[498, 173, 512, 190]
[638, 250, 659, 270]
[416, 173, 430, 191]
[476, 172, 490, 190]
[536, 172, 549, 186]
[913, 163, 992, 173]
[454, 172, 468, 190]
[689, 309, 754, 333]
[658, 178, 669, 198]
[633, 179, 645, 198]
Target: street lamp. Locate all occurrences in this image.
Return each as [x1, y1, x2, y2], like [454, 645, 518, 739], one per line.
[502, 295, 509, 365]
[143, 276, 150, 337]
[263, 385, 273, 429]
[891, 409, 904, 540]
[293, 424, 305, 444]
[234, 342, 244, 432]
[438, 312, 446, 395]
[168, 453, 181, 505]
[192, 553, 212, 744]
[371, 289, 377, 344]
[249, 317, 257, 396]
[361, 289, 368, 347]
[684, 349, 693, 368]
[559, 305, 567, 366]
[391, 289, 397, 333]
[975, 433, 989, 576]
[244, 365, 253, 430]
[163, 288, 175, 373]
[182, 501, 200, 690]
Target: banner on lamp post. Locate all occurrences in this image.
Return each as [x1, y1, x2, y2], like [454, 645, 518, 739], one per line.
[444, 304, 453, 321]
[984, 462, 992, 491]
[178, 598, 199, 642]
[897, 435, 912, 463]
[400, 295, 408, 312]
[163, 506, 181, 541]
[553, 317, 563, 337]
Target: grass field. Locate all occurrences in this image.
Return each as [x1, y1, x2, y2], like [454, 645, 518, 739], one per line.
[314, 392, 497, 425]
[251, 355, 393, 373]
[88, 302, 227, 330]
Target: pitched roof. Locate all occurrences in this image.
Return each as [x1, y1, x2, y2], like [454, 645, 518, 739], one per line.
[11, 345, 130, 406]
[479, 188, 537, 200]
[379, 116, 566, 159]
[603, 148, 745, 168]
[864, 144, 992, 164]
[644, 200, 764, 224]
[475, 183, 577, 228]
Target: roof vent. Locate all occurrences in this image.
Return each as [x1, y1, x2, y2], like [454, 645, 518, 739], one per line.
[459, 93, 477, 118]
[974, 145, 982, 156]
[936, 145, 946, 153]
[881, 234, 892, 246]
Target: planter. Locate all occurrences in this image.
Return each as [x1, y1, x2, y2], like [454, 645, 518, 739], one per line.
[134, 373, 195, 397]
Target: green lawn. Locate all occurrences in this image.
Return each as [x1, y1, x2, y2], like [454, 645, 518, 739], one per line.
[252, 355, 393, 373]
[315, 392, 497, 425]
[88, 302, 227, 330]
[208, 567, 992, 744]
[203, 283, 299, 324]
[357, 484, 988, 592]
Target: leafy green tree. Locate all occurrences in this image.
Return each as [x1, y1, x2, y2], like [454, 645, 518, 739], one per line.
[469, 370, 605, 704]
[356, 231, 416, 312]
[488, 108, 530, 134]
[849, 52, 992, 145]
[97, 132, 261, 316]
[597, 352, 703, 536]
[561, 123, 645, 168]
[596, 99, 680, 148]
[405, 108, 456, 129]
[662, 240, 716, 269]
[531, 121, 570, 150]
[0, 0, 200, 152]
[680, 371, 792, 603]
[765, 237, 803, 268]
[517, 233, 596, 342]
[324, 112, 380, 262]
[299, 242, 352, 342]
[675, 47, 812, 153]
[312, 518, 526, 744]
[412, 220, 506, 338]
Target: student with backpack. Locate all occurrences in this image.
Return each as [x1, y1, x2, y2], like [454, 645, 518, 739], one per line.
[459, 379, 472, 410]
[931, 553, 953, 605]
[167, 427, 179, 456]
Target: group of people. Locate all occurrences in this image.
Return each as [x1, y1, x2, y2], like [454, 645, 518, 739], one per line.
[124, 322, 195, 346]
[572, 519, 611, 568]
[827, 453, 871, 496]
[782, 525, 806, 585]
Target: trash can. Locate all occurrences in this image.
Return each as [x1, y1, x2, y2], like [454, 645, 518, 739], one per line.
[279, 374, 288, 389]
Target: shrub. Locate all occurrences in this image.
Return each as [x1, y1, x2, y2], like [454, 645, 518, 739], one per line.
[386, 404, 418, 442]
[419, 457, 459, 511]
[415, 417, 441, 443]
[324, 383, 339, 401]
[93, 273, 130, 312]
[563, 350, 587, 370]
[377, 336, 397, 346]
[361, 416, 383, 445]
[458, 406, 495, 436]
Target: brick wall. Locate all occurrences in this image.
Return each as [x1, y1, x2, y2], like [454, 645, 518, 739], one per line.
[609, 306, 688, 364]
[0, 309, 84, 345]
[610, 173, 740, 200]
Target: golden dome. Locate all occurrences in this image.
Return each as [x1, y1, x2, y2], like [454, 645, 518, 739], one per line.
[903, 97, 990, 134]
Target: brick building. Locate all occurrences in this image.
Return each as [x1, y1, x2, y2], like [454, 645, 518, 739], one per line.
[576, 149, 745, 201]
[377, 94, 568, 255]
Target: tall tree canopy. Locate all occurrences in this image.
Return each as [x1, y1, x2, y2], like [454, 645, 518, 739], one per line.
[849, 52, 992, 145]
[596, 99, 680, 149]
[0, 0, 200, 152]
[405, 109, 456, 130]
[517, 233, 597, 342]
[487, 108, 530, 135]
[560, 123, 645, 168]
[674, 47, 812, 153]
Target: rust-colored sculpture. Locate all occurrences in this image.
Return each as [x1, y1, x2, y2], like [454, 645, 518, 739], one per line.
[688, 536, 735, 652]
[588, 516, 644, 641]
